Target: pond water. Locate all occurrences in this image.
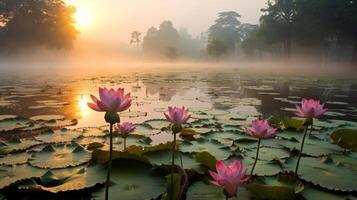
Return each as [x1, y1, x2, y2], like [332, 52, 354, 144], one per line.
[1, 67, 357, 128]
[0, 66, 356, 199]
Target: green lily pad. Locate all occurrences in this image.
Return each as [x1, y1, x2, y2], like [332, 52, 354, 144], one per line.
[0, 115, 17, 120]
[35, 129, 82, 143]
[0, 152, 31, 165]
[302, 184, 348, 200]
[77, 127, 108, 137]
[0, 164, 45, 189]
[0, 118, 34, 132]
[246, 174, 304, 200]
[104, 135, 150, 151]
[92, 159, 166, 200]
[0, 139, 42, 154]
[29, 143, 91, 169]
[242, 157, 283, 176]
[278, 131, 342, 157]
[206, 131, 248, 146]
[330, 129, 357, 151]
[149, 131, 175, 146]
[186, 181, 251, 200]
[29, 115, 65, 121]
[282, 117, 305, 131]
[144, 119, 171, 130]
[43, 119, 78, 127]
[243, 147, 290, 161]
[195, 151, 216, 170]
[283, 156, 357, 191]
[131, 124, 155, 136]
[120, 111, 147, 118]
[329, 152, 357, 171]
[18, 164, 106, 193]
[143, 150, 201, 171]
[180, 139, 231, 160]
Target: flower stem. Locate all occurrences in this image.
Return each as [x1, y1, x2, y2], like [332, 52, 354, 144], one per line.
[170, 132, 177, 200]
[105, 123, 114, 200]
[295, 124, 311, 175]
[250, 138, 261, 175]
[124, 137, 127, 151]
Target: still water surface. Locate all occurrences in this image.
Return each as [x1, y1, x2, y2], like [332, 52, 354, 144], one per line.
[1, 67, 357, 129]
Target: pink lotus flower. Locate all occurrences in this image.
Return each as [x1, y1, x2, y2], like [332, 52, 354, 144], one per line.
[164, 106, 190, 125]
[245, 119, 277, 138]
[87, 87, 131, 113]
[115, 122, 135, 134]
[209, 160, 250, 198]
[295, 98, 327, 118]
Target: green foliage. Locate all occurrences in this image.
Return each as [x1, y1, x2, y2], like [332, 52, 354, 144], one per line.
[0, 0, 78, 52]
[283, 156, 357, 191]
[282, 117, 305, 131]
[241, 0, 357, 63]
[246, 174, 304, 200]
[195, 151, 216, 170]
[207, 39, 228, 61]
[330, 129, 357, 151]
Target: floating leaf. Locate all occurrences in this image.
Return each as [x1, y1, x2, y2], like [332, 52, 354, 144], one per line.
[120, 111, 147, 118]
[283, 156, 357, 191]
[35, 129, 82, 143]
[0, 115, 17, 121]
[282, 117, 305, 131]
[18, 164, 106, 193]
[302, 184, 347, 200]
[180, 139, 231, 160]
[330, 129, 357, 151]
[29, 143, 91, 169]
[246, 174, 304, 200]
[195, 151, 216, 170]
[145, 119, 170, 130]
[186, 181, 251, 200]
[92, 159, 166, 200]
[29, 115, 65, 121]
[0, 152, 30, 165]
[0, 164, 45, 189]
[0, 139, 41, 154]
[0, 118, 33, 132]
[143, 150, 201, 171]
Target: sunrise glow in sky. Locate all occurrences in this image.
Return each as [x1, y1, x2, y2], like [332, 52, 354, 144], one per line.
[65, 0, 266, 44]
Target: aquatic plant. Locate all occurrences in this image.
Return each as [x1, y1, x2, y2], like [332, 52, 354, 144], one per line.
[115, 122, 135, 151]
[164, 106, 190, 200]
[294, 98, 327, 174]
[87, 87, 132, 200]
[209, 160, 250, 199]
[245, 119, 277, 175]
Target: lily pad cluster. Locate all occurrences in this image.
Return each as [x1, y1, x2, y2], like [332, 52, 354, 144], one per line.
[0, 114, 355, 199]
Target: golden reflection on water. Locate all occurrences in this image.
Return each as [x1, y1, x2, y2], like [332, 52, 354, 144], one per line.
[77, 95, 90, 118]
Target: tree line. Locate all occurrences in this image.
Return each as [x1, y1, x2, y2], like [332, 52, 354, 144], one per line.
[0, 0, 77, 53]
[1, 0, 356, 66]
[241, 0, 357, 65]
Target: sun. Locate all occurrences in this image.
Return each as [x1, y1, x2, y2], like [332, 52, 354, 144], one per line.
[74, 8, 91, 29]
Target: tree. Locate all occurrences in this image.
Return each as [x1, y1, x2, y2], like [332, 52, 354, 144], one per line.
[0, 0, 78, 52]
[165, 46, 178, 61]
[207, 39, 228, 62]
[260, 0, 297, 57]
[142, 21, 179, 58]
[208, 11, 242, 54]
[130, 31, 141, 58]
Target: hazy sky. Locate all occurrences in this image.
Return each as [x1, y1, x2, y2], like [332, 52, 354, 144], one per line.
[65, 0, 267, 46]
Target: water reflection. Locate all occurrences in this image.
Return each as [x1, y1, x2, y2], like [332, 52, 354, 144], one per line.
[0, 69, 357, 128]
